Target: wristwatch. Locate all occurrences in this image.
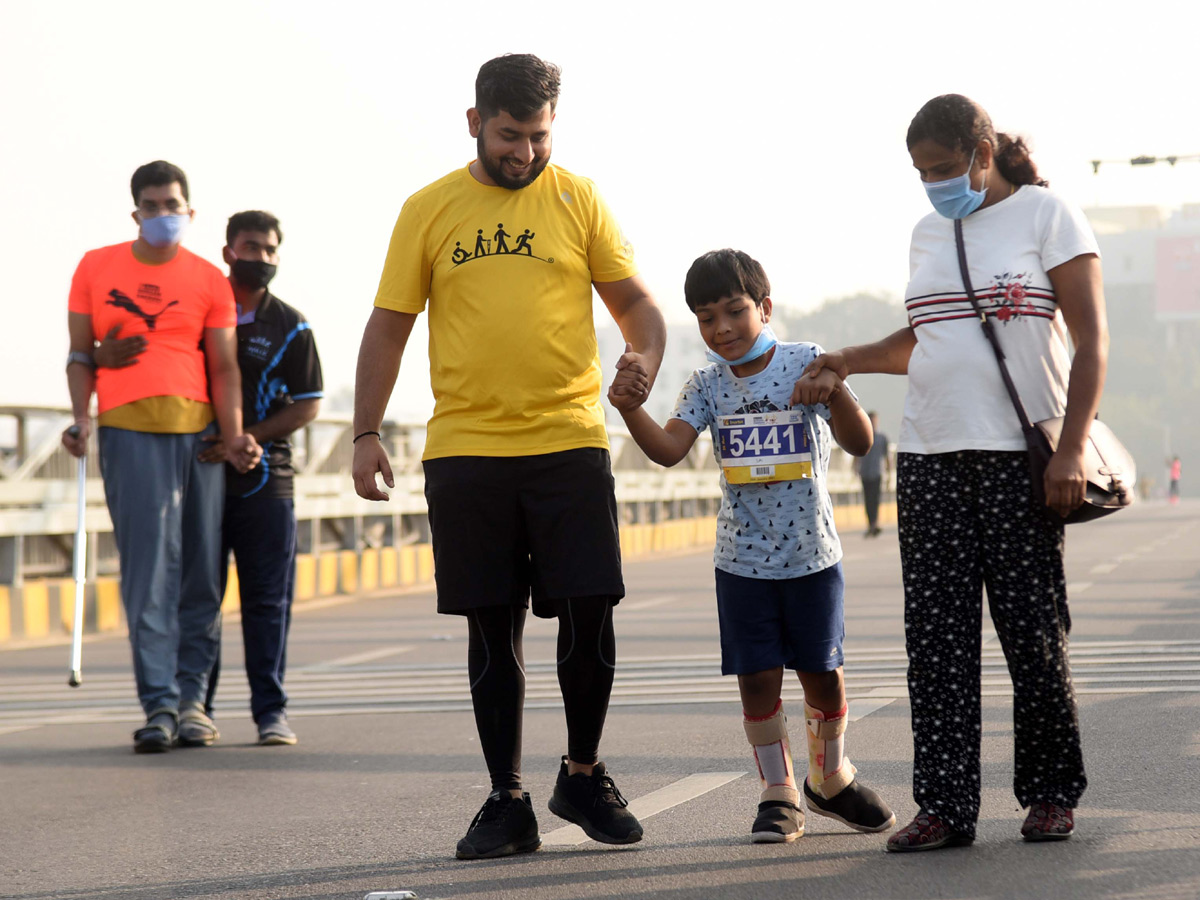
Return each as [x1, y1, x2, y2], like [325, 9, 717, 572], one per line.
[66, 351, 96, 370]
[66, 348, 95, 369]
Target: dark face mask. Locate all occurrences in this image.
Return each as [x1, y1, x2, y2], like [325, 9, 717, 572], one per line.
[231, 259, 277, 290]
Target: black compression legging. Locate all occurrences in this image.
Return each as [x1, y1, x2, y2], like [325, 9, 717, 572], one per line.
[467, 597, 616, 791]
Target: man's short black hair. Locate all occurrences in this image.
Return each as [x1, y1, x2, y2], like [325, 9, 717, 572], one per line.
[475, 53, 561, 121]
[130, 160, 189, 205]
[226, 210, 283, 247]
[684, 249, 771, 312]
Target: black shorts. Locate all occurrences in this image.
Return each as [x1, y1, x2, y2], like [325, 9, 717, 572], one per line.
[423, 448, 625, 617]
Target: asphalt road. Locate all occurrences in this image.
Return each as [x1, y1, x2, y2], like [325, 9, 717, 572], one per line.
[1, 502, 1197, 900]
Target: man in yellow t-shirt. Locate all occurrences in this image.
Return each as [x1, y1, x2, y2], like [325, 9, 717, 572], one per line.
[353, 54, 666, 860]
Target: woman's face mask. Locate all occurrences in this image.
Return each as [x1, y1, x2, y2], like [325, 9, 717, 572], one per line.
[923, 149, 988, 219]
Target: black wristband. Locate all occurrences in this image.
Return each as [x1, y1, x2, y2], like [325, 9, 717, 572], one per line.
[353, 430, 381, 444]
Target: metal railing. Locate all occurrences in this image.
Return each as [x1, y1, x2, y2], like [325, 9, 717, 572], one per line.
[0, 406, 886, 586]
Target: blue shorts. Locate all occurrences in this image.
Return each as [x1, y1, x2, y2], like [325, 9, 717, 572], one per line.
[715, 563, 845, 676]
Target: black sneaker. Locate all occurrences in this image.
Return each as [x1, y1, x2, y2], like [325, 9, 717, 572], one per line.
[751, 800, 805, 843]
[547, 757, 643, 844]
[455, 790, 542, 860]
[804, 777, 895, 833]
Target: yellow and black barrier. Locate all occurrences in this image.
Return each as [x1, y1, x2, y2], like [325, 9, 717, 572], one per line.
[0, 502, 895, 645]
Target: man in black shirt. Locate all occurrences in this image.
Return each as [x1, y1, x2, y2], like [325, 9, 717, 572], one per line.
[199, 210, 324, 744]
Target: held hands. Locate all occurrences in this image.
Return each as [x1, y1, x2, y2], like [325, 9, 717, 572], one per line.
[1043, 446, 1087, 518]
[92, 325, 147, 369]
[198, 435, 226, 464]
[607, 342, 651, 414]
[352, 434, 394, 501]
[800, 351, 850, 383]
[791, 367, 844, 408]
[198, 434, 263, 471]
[225, 434, 263, 474]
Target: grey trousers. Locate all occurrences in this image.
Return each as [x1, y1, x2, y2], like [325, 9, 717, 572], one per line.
[99, 424, 224, 716]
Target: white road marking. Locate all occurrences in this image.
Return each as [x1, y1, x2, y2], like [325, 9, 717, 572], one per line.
[541, 772, 746, 846]
[1090, 562, 1118, 575]
[622, 595, 679, 612]
[1066, 582, 1093, 595]
[848, 697, 897, 720]
[6, 641, 1200, 728]
[0, 725, 38, 736]
[1118, 553, 1137, 563]
[300, 645, 416, 671]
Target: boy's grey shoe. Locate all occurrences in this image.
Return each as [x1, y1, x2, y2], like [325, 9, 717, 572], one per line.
[133, 708, 177, 754]
[257, 710, 298, 746]
[751, 800, 805, 843]
[176, 705, 219, 747]
[456, 790, 542, 859]
[548, 757, 643, 844]
[803, 777, 895, 833]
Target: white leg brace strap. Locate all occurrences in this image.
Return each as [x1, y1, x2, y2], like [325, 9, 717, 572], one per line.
[804, 702, 854, 799]
[743, 703, 800, 806]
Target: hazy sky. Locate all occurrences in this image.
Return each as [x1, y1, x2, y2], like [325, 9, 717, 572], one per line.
[4, 0, 1198, 421]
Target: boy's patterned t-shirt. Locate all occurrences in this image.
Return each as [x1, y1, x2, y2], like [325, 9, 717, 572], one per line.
[670, 341, 843, 580]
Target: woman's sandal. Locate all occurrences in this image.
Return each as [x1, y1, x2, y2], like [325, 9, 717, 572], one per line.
[886, 809, 974, 852]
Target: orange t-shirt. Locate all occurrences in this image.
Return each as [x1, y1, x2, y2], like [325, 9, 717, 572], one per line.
[68, 242, 236, 425]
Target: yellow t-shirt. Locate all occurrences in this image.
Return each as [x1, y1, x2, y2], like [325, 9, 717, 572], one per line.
[374, 163, 638, 460]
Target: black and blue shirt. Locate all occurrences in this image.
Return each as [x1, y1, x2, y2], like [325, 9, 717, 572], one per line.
[227, 291, 323, 498]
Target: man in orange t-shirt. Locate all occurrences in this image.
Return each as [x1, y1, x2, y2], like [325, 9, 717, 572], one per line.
[61, 160, 262, 753]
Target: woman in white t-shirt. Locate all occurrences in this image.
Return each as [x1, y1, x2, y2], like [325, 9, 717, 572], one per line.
[800, 94, 1107, 851]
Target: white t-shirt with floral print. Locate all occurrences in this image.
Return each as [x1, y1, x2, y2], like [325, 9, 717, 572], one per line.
[901, 185, 1101, 454]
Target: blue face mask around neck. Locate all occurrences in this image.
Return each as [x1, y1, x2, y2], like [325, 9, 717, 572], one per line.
[923, 149, 988, 219]
[139, 213, 190, 248]
[705, 323, 778, 367]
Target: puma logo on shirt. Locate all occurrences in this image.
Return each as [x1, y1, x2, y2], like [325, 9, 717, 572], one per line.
[105, 288, 178, 331]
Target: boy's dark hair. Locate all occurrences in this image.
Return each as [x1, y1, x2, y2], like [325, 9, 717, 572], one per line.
[684, 249, 771, 312]
[226, 210, 283, 247]
[475, 53, 561, 121]
[130, 160, 189, 205]
[906, 94, 1048, 188]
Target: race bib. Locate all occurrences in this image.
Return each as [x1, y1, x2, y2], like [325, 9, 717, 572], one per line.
[717, 411, 812, 484]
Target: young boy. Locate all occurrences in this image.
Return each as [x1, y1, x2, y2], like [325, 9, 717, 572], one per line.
[608, 249, 895, 842]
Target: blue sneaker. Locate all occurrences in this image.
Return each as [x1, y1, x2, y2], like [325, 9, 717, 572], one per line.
[257, 710, 298, 746]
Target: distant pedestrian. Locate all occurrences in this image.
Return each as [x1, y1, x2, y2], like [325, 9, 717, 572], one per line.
[352, 54, 666, 859]
[804, 94, 1107, 849]
[855, 412, 890, 536]
[64, 160, 261, 754]
[1169, 456, 1181, 504]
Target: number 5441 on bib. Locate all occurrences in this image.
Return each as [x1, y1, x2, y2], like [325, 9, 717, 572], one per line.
[717, 410, 813, 485]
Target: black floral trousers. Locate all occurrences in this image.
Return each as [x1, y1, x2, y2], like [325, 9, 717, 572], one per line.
[897, 450, 1087, 837]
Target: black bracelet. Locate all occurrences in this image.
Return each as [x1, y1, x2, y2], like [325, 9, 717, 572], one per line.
[353, 430, 381, 443]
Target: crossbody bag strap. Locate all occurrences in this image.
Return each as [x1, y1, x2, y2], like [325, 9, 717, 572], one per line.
[953, 218, 1037, 435]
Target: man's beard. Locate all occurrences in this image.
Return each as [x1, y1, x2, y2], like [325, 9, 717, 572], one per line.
[476, 133, 550, 190]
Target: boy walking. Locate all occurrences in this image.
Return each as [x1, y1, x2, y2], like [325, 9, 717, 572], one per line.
[610, 249, 894, 842]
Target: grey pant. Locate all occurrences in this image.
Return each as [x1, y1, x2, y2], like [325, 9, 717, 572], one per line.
[99, 424, 224, 716]
[862, 476, 882, 529]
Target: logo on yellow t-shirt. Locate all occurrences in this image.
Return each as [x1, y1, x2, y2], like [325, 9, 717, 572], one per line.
[450, 223, 553, 266]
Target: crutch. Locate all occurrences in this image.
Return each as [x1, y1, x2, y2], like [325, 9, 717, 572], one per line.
[67, 425, 86, 688]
